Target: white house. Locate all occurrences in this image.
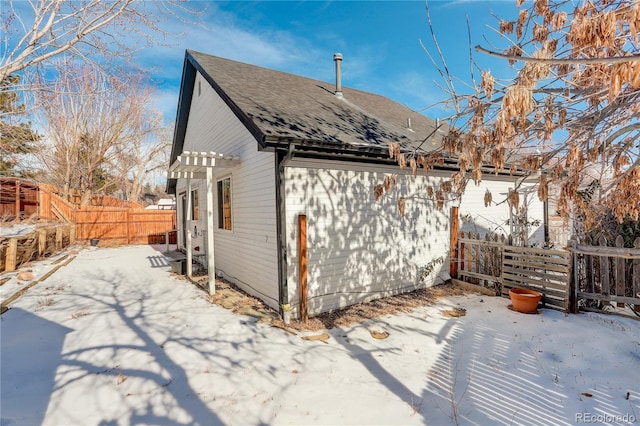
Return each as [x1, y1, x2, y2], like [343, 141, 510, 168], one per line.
[145, 198, 176, 210]
[167, 50, 545, 318]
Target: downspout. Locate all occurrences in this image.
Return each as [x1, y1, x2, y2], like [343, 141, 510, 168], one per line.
[275, 143, 295, 322]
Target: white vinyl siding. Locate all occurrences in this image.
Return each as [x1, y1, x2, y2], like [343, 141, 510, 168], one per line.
[284, 158, 451, 316]
[458, 179, 545, 243]
[175, 72, 279, 310]
[174, 72, 546, 316]
[284, 158, 546, 316]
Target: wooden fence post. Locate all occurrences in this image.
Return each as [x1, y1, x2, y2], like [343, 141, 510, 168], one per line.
[55, 226, 62, 250]
[460, 232, 465, 274]
[70, 224, 76, 245]
[38, 229, 46, 256]
[614, 235, 625, 307]
[570, 239, 578, 313]
[165, 230, 170, 253]
[472, 232, 479, 283]
[298, 214, 308, 323]
[585, 245, 594, 294]
[14, 180, 20, 218]
[450, 206, 459, 279]
[599, 236, 610, 306]
[5, 238, 17, 272]
[126, 209, 132, 245]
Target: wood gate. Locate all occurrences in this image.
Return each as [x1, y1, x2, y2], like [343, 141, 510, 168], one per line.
[455, 232, 572, 311]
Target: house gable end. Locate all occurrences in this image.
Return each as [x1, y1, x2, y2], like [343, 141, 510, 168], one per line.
[184, 51, 447, 156]
[167, 56, 196, 195]
[186, 50, 266, 149]
[167, 51, 267, 194]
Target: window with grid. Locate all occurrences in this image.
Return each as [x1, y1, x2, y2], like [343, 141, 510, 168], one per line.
[217, 177, 232, 230]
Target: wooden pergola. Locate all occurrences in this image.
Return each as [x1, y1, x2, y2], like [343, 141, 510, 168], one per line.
[168, 151, 240, 295]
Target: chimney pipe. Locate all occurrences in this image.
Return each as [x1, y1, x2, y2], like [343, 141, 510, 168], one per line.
[333, 53, 343, 97]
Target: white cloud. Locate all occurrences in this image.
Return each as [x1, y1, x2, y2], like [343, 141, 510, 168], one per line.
[388, 70, 446, 113]
[137, 5, 327, 85]
[132, 5, 350, 128]
[150, 87, 180, 125]
[133, 3, 446, 122]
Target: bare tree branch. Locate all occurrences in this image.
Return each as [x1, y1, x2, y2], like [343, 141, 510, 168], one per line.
[390, 0, 640, 226]
[1, 0, 202, 83]
[33, 62, 169, 205]
[475, 44, 640, 64]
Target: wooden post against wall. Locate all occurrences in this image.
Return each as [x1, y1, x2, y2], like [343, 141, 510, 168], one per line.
[298, 214, 308, 322]
[450, 206, 459, 279]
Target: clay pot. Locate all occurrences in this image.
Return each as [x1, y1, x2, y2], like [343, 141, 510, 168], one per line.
[509, 288, 542, 313]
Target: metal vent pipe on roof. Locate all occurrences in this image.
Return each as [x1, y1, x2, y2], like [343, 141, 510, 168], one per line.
[333, 53, 343, 97]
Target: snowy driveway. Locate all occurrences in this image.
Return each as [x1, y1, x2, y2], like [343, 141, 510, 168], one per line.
[1, 245, 639, 425]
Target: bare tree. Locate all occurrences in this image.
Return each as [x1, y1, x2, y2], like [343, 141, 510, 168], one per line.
[1, 0, 197, 83]
[1, 0, 200, 175]
[35, 62, 168, 205]
[112, 111, 172, 204]
[392, 0, 640, 226]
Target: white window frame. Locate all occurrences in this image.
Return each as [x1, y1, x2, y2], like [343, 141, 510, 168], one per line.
[217, 175, 233, 231]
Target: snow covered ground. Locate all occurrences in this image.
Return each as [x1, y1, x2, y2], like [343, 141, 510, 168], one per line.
[0, 224, 36, 238]
[1, 245, 639, 425]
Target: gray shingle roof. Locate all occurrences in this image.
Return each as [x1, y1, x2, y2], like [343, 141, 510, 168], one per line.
[188, 50, 445, 151]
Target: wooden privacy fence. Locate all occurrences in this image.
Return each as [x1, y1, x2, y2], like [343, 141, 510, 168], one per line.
[456, 232, 504, 291]
[0, 223, 75, 272]
[455, 231, 573, 311]
[1, 178, 176, 246]
[455, 231, 640, 314]
[0, 178, 40, 219]
[50, 192, 176, 245]
[571, 236, 640, 313]
[74, 208, 177, 245]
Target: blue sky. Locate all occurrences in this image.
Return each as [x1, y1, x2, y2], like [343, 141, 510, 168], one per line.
[141, 1, 521, 124]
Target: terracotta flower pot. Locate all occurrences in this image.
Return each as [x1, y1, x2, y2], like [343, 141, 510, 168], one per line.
[509, 288, 542, 313]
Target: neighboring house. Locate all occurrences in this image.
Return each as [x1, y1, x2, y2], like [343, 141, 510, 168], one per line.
[144, 198, 176, 210]
[167, 50, 545, 318]
[157, 198, 176, 210]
